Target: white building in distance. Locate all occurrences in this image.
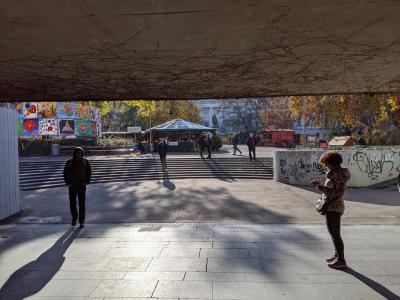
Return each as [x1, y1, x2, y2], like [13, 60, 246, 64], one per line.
[196, 99, 262, 134]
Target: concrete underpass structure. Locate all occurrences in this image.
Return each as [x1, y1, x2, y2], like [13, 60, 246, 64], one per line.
[1, 1, 400, 219]
[0, 1, 400, 101]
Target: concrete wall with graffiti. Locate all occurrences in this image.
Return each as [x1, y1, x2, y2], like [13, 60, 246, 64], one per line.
[274, 147, 400, 187]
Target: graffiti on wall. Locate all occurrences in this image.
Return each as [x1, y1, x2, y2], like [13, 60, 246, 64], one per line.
[278, 151, 325, 184]
[275, 147, 400, 187]
[351, 150, 400, 181]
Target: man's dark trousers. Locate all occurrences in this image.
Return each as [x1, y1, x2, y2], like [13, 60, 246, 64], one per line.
[249, 146, 256, 161]
[69, 185, 86, 224]
[205, 145, 211, 158]
[200, 145, 205, 158]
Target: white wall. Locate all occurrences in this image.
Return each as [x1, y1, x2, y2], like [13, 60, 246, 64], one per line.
[0, 108, 20, 219]
[274, 147, 400, 187]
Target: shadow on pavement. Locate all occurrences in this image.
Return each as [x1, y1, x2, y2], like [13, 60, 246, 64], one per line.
[0, 227, 80, 299]
[162, 169, 176, 191]
[344, 267, 400, 300]
[292, 184, 400, 206]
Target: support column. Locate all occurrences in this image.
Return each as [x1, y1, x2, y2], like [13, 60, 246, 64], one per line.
[0, 107, 20, 219]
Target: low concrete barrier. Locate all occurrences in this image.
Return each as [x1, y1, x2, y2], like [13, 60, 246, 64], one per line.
[274, 147, 400, 187]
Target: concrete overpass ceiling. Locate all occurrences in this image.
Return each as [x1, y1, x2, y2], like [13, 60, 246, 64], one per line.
[0, 0, 400, 101]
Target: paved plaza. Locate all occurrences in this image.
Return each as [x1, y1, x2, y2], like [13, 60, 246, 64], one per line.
[2, 150, 400, 299]
[1, 223, 400, 299]
[10, 178, 400, 225]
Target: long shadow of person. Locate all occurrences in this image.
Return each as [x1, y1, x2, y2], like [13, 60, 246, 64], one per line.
[0, 227, 80, 300]
[343, 267, 400, 299]
[162, 169, 175, 191]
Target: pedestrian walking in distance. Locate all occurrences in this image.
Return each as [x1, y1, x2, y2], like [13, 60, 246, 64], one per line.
[63, 147, 92, 228]
[199, 132, 206, 158]
[199, 132, 212, 158]
[246, 132, 257, 161]
[204, 132, 212, 158]
[232, 134, 242, 155]
[158, 138, 168, 169]
[312, 151, 350, 269]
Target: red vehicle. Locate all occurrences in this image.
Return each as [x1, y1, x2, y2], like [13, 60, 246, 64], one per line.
[258, 129, 295, 148]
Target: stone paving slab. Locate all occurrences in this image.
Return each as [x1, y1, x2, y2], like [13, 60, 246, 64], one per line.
[153, 280, 213, 299]
[90, 280, 157, 298]
[0, 224, 400, 299]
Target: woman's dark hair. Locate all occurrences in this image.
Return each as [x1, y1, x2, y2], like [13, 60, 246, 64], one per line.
[319, 151, 343, 167]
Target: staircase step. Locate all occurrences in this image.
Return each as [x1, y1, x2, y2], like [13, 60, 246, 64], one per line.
[19, 157, 274, 190]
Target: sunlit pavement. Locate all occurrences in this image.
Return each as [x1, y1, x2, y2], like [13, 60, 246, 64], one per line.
[2, 146, 400, 299]
[0, 223, 399, 299]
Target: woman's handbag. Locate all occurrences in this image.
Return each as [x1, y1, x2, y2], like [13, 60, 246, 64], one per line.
[316, 197, 330, 215]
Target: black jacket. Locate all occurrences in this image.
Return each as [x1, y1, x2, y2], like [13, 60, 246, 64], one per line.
[158, 141, 168, 157]
[247, 137, 257, 148]
[63, 158, 92, 186]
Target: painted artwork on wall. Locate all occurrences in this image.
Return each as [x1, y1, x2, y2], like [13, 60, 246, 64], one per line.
[17, 119, 23, 136]
[96, 122, 102, 137]
[23, 119, 39, 136]
[90, 108, 101, 121]
[15, 103, 24, 119]
[39, 119, 58, 135]
[90, 121, 97, 136]
[76, 119, 91, 136]
[38, 102, 57, 118]
[59, 119, 75, 135]
[16, 102, 102, 138]
[23, 102, 38, 119]
[58, 102, 76, 119]
[76, 103, 91, 119]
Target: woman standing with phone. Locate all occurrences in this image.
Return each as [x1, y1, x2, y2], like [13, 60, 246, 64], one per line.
[312, 151, 351, 269]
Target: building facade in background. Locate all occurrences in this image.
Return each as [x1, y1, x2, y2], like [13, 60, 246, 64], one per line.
[196, 99, 262, 134]
[197, 99, 325, 137]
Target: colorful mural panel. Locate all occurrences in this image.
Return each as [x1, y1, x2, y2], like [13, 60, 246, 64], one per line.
[23, 102, 38, 119]
[58, 102, 76, 119]
[90, 108, 101, 121]
[76, 119, 91, 136]
[16, 103, 24, 119]
[76, 103, 91, 119]
[23, 119, 39, 136]
[59, 119, 75, 135]
[96, 122, 102, 137]
[16, 102, 101, 138]
[90, 121, 97, 136]
[38, 102, 57, 118]
[17, 119, 23, 136]
[39, 119, 58, 135]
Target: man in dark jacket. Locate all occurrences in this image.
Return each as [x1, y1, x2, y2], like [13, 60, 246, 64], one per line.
[204, 133, 212, 158]
[199, 133, 206, 158]
[63, 147, 92, 228]
[158, 138, 168, 169]
[246, 132, 257, 161]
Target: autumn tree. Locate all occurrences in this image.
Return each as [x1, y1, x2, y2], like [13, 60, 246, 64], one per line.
[257, 97, 296, 129]
[124, 100, 201, 128]
[289, 94, 400, 133]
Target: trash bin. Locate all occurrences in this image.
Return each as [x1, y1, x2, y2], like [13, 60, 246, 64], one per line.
[51, 144, 60, 156]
